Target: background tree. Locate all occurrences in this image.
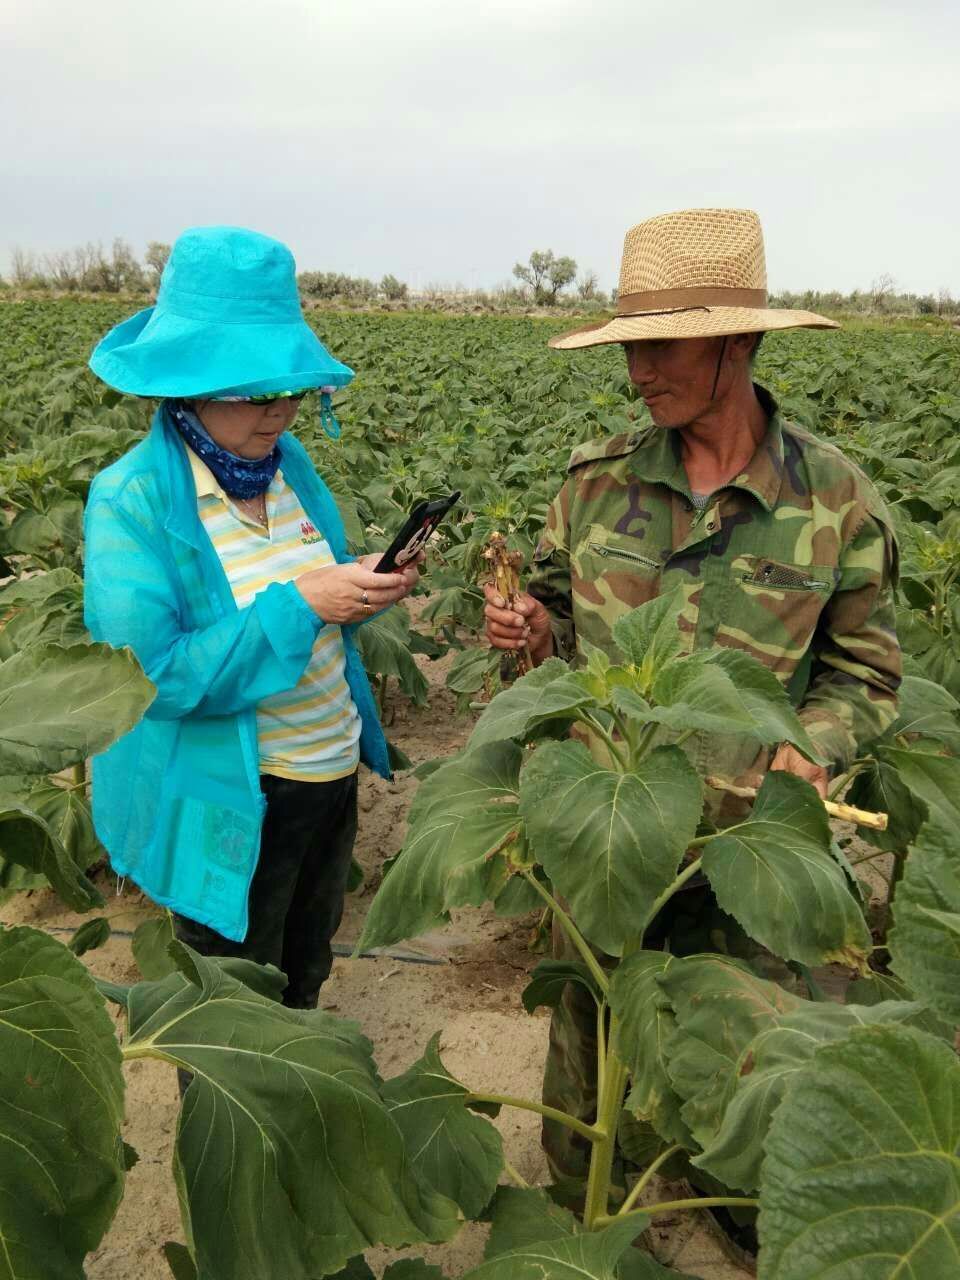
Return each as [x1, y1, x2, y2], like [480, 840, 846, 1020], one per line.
[145, 242, 171, 286]
[870, 272, 896, 312]
[513, 249, 577, 305]
[576, 270, 605, 303]
[298, 271, 378, 302]
[380, 273, 408, 301]
[77, 239, 145, 293]
[9, 247, 42, 288]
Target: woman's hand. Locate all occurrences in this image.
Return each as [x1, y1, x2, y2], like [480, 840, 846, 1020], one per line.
[296, 556, 419, 625]
[483, 584, 554, 664]
[356, 551, 423, 593]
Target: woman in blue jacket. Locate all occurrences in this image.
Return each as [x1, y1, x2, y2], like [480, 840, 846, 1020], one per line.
[84, 225, 417, 1010]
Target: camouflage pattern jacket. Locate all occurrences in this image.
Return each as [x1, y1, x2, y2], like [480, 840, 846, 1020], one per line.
[527, 387, 901, 777]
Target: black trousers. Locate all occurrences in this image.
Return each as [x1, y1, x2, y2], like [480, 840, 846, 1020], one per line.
[173, 770, 359, 1009]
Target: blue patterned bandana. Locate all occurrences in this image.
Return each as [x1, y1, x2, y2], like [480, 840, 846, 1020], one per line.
[168, 401, 282, 499]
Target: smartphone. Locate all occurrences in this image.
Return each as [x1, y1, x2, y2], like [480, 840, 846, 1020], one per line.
[374, 492, 461, 574]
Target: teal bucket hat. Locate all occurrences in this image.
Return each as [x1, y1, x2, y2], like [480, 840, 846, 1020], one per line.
[89, 225, 354, 400]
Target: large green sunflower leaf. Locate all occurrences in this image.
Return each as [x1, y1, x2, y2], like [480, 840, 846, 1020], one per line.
[608, 951, 691, 1147]
[647, 653, 758, 736]
[462, 1216, 645, 1279]
[468, 659, 597, 751]
[0, 567, 84, 611]
[483, 1186, 580, 1258]
[706, 648, 826, 764]
[847, 757, 927, 852]
[845, 970, 955, 1042]
[889, 817, 960, 1023]
[759, 1024, 960, 1278]
[0, 642, 154, 774]
[382, 1262, 448, 1280]
[886, 674, 960, 751]
[521, 958, 603, 1015]
[0, 497, 84, 566]
[483, 1186, 692, 1278]
[27, 779, 104, 869]
[356, 604, 429, 707]
[0, 925, 125, 1278]
[695, 999, 920, 1193]
[0, 853, 47, 905]
[381, 1032, 503, 1218]
[520, 743, 701, 956]
[657, 954, 803, 1151]
[878, 746, 960, 831]
[68, 916, 112, 956]
[124, 944, 459, 1280]
[701, 771, 871, 969]
[357, 741, 522, 951]
[0, 797, 104, 911]
[611, 589, 685, 675]
[131, 912, 178, 980]
[163, 1241, 199, 1280]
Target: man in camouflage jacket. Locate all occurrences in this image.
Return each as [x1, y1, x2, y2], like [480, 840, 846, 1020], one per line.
[484, 208, 901, 1193]
[525, 379, 900, 783]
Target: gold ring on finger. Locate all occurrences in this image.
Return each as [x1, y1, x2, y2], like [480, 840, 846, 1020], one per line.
[362, 602, 374, 615]
[360, 589, 369, 606]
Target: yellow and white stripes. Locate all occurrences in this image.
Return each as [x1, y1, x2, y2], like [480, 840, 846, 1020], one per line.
[189, 451, 360, 781]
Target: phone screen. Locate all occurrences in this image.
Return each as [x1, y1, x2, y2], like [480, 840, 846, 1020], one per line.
[375, 492, 461, 574]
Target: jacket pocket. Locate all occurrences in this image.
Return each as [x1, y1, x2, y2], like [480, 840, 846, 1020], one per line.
[143, 791, 263, 940]
[571, 526, 662, 655]
[585, 540, 661, 571]
[718, 554, 838, 679]
[740, 560, 834, 591]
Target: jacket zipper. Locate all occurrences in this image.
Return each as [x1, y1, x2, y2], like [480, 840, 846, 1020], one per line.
[589, 541, 660, 570]
[741, 569, 830, 591]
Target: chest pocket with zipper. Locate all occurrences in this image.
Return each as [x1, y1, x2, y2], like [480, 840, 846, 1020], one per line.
[571, 525, 663, 654]
[717, 553, 839, 679]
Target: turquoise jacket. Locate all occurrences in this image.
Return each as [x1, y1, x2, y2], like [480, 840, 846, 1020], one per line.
[83, 407, 390, 941]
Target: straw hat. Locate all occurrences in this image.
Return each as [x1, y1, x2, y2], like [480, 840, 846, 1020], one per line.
[550, 208, 838, 349]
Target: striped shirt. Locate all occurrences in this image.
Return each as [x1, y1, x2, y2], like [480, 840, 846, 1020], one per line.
[189, 450, 361, 782]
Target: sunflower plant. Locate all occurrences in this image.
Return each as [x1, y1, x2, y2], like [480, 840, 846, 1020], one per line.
[353, 591, 960, 1279]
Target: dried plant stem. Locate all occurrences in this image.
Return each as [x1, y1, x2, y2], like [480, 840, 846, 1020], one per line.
[706, 774, 888, 831]
[484, 531, 533, 674]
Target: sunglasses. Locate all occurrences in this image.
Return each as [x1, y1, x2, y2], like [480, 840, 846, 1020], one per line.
[244, 388, 312, 404]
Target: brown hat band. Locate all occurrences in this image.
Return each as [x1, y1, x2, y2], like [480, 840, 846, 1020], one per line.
[616, 286, 767, 316]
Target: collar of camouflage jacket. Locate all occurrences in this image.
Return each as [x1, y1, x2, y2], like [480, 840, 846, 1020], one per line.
[628, 383, 786, 513]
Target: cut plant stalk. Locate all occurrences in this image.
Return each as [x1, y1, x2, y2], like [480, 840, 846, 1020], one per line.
[706, 774, 888, 831]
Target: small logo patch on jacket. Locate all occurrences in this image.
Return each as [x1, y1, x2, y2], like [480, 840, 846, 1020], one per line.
[300, 519, 322, 545]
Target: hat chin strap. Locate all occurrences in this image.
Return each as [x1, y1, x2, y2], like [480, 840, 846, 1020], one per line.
[710, 336, 728, 401]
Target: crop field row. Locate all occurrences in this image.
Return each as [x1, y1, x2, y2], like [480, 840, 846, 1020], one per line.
[1, 299, 960, 1279]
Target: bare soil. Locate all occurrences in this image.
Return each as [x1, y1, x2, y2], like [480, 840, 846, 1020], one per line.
[3, 641, 769, 1279]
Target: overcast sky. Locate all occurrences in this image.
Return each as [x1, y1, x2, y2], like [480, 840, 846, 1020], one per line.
[2, 0, 957, 294]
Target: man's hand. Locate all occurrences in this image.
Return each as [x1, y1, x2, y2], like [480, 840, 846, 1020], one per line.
[769, 743, 829, 799]
[483, 584, 554, 664]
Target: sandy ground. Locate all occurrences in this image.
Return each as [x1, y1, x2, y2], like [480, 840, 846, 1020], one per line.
[3, 633, 840, 1280]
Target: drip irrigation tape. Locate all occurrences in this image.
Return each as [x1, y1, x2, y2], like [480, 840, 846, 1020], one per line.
[35, 925, 447, 966]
